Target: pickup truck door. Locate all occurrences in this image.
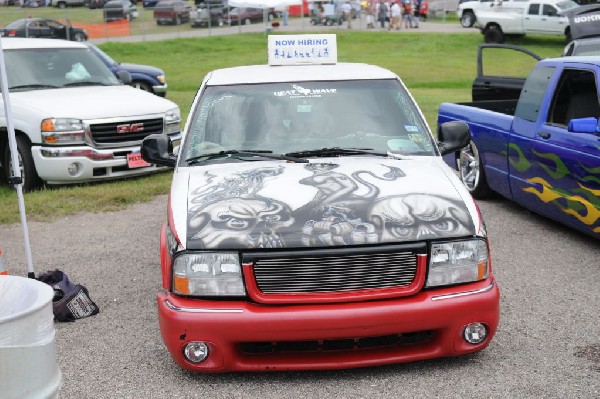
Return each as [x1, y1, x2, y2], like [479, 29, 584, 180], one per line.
[511, 65, 600, 235]
[523, 2, 567, 35]
[472, 44, 541, 102]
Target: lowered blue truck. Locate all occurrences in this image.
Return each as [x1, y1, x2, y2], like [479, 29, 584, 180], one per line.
[438, 49, 600, 239]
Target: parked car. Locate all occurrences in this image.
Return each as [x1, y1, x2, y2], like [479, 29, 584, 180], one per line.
[153, 0, 192, 25]
[0, 18, 88, 42]
[222, 7, 270, 25]
[142, 0, 160, 7]
[86, 43, 168, 96]
[0, 38, 181, 191]
[103, 0, 139, 22]
[475, 0, 579, 43]
[191, 0, 225, 27]
[50, 0, 86, 8]
[140, 33, 499, 373]
[88, 0, 108, 9]
[457, 0, 529, 28]
[438, 44, 600, 239]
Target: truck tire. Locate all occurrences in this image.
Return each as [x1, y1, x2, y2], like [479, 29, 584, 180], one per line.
[484, 26, 504, 44]
[458, 141, 492, 199]
[461, 11, 475, 28]
[175, 15, 181, 25]
[57, 1, 66, 8]
[244, 18, 252, 25]
[3, 136, 42, 192]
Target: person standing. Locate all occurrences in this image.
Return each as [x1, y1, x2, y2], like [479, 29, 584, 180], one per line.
[376, 0, 388, 29]
[412, 0, 421, 28]
[389, 1, 401, 30]
[343, 1, 353, 29]
[401, 0, 412, 29]
[366, 1, 376, 28]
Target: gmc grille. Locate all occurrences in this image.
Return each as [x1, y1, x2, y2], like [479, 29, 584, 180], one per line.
[89, 118, 163, 145]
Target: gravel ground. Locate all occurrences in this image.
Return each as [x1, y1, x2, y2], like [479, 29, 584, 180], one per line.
[1, 193, 598, 399]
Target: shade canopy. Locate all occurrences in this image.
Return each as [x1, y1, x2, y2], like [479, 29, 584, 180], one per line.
[228, 0, 302, 8]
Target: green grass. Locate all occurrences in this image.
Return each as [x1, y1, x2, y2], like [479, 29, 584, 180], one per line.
[0, 31, 566, 224]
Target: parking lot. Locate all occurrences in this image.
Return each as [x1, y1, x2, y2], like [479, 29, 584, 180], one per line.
[1, 191, 598, 398]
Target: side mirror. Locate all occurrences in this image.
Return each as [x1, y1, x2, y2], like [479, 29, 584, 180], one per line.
[437, 121, 471, 156]
[141, 134, 177, 167]
[568, 117, 600, 134]
[115, 69, 132, 85]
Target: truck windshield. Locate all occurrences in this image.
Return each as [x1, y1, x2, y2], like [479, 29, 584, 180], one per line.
[5, 48, 120, 91]
[183, 79, 436, 162]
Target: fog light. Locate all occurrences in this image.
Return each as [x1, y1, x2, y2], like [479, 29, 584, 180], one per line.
[183, 342, 209, 363]
[463, 323, 488, 345]
[67, 162, 80, 176]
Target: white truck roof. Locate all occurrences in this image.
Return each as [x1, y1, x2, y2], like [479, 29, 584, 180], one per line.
[0, 37, 87, 50]
[205, 63, 399, 86]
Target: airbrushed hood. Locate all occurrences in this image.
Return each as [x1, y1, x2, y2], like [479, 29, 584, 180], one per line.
[174, 158, 478, 250]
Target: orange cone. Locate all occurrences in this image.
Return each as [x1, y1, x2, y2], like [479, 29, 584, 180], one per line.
[0, 248, 7, 275]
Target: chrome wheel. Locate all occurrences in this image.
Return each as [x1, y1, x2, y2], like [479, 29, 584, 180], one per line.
[458, 141, 492, 198]
[459, 142, 480, 192]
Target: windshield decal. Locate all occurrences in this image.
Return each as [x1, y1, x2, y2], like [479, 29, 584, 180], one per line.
[273, 84, 337, 98]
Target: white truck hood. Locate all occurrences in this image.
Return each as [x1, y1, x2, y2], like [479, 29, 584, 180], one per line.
[9, 85, 177, 119]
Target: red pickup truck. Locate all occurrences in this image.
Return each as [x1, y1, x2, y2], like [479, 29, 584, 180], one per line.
[153, 0, 191, 25]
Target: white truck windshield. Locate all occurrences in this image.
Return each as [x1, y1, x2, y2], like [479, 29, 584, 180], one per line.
[5, 48, 120, 91]
[183, 79, 436, 161]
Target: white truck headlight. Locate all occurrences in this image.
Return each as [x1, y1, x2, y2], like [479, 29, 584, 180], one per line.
[172, 252, 246, 297]
[41, 118, 85, 145]
[165, 107, 181, 135]
[426, 239, 489, 288]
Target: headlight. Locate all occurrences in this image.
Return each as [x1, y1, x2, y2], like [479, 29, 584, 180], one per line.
[165, 107, 181, 135]
[426, 239, 489, 288]
[172, 252, 246, 297]
[41, 118, 85, 145]
[156, 74, 166, 84]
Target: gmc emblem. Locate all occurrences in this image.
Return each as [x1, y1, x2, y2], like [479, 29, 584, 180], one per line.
[116, 123, 144, 134]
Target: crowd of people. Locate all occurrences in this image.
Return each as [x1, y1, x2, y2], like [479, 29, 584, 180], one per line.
[366, 0, 428, 30]
[310, 0, 429, 30]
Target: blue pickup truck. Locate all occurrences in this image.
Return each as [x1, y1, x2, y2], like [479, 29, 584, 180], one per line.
[438, 49, 600, 239]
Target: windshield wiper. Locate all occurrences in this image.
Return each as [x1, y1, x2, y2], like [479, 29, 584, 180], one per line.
[63, 81, 111, 87]
[186, 150, 308, 165]
[8, 84, 60, 91]
[285, 147, 391, 158]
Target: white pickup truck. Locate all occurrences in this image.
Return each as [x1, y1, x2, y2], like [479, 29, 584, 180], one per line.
[475, 0, 579, 43]
[457, 0, 529, 28]
[0, 38, 181, 191]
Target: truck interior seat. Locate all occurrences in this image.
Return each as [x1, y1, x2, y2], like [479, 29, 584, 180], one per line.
[565, 91, 600, 123]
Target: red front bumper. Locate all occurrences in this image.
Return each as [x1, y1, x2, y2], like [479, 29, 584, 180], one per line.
[157, 277, 500, 373]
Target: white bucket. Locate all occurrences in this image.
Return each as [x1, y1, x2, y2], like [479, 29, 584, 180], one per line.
[0, 275, 62, 399]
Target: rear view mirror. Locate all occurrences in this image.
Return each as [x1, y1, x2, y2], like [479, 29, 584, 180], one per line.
[115, 70, 132, 85]
[141, 134, 176, 167]
[568, 117, 600, 134]
[437, 121, 471, 155]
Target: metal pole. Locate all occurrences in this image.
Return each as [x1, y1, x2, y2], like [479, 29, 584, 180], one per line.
[0, 37, 36, 279]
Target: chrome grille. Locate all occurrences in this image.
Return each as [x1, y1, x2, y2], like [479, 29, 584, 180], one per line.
[89, 118, 163, 145]
[251, 250, 418, 294]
